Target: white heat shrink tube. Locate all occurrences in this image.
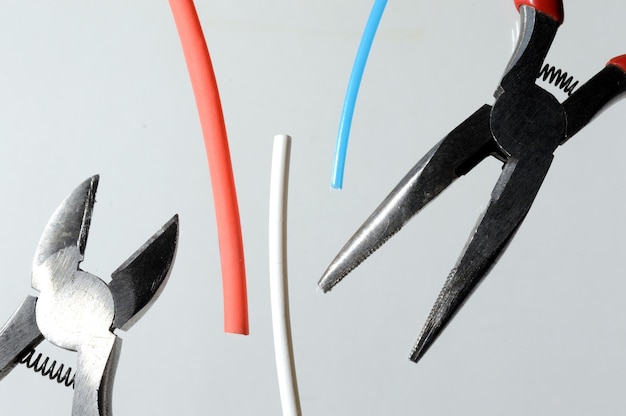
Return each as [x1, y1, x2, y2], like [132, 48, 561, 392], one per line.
[269, 134, 302, 416]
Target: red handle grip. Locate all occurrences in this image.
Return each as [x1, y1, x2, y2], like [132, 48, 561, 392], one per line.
[608, 55, 626, 73]
[514, 0, 564, 24]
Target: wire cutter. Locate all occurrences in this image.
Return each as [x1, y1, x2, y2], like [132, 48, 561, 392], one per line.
[319, 0, 626, 363]
[0, 176, 178, 415]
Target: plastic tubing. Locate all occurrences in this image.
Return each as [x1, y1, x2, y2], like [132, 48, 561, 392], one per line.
[168, 0, 248, 335]
[269, 135, 302, 416]
[331, 0, 388, 189]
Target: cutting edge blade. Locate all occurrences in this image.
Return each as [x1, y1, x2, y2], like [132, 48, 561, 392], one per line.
[32, 175, 99, 269]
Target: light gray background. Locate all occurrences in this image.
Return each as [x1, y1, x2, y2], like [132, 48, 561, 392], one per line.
[1, 1, 625, 415]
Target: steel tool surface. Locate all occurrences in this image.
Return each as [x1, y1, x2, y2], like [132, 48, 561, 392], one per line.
[0, 175, 178, 415]
[319, 0, 626, 363]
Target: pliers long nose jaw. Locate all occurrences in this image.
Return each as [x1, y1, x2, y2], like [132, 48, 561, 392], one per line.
[319, 104, 499, 292]
[319, 0, 626, 363]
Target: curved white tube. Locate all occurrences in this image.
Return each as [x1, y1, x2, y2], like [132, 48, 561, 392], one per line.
[269, 134, 302, 416]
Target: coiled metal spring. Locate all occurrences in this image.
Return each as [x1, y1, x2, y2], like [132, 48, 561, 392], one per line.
[19, 349, 75, 388]
[538, 63, 579, 96]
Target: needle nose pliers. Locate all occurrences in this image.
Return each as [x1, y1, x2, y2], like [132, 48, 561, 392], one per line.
[319, 0, 626, 363]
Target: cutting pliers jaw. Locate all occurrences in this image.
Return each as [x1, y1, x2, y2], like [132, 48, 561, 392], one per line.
[0, 176, 178, 416]
[319, 0, 626, 364]
[0, 176, 100, 385]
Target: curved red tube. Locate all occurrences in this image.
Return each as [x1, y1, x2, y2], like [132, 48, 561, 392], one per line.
[514, 0, 564, 24]
[169, 0, 249, 335]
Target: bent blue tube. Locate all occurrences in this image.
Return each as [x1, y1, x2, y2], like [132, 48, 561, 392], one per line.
[331, 0, 388, 189]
